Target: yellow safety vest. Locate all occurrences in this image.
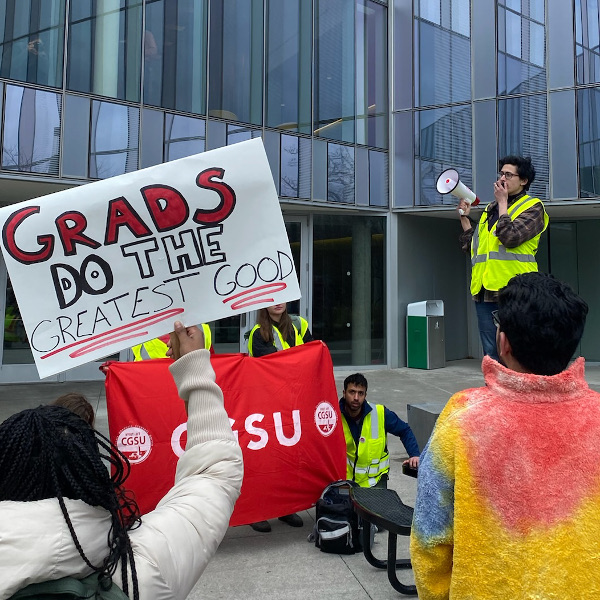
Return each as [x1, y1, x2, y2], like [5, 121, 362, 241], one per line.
[132, 323, 212, 360]
[470, 195, 549, 295]
[247, 316, 309, 357]
[342, 403, 390, 488]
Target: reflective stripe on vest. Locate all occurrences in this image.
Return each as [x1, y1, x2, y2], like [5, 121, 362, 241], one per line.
[470, 195, 548, 294]
[342, 403, 389, 487]
[247, 316, 308, 357]
[132, 323, 212, 360]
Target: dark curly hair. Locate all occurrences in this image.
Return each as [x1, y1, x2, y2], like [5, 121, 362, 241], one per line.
[498, 155, 536, 191]
[0, 405, 140, 599]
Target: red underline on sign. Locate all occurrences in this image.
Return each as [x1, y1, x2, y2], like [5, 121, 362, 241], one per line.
[222, 282, 287, 310]
[40, 308, 185, 360]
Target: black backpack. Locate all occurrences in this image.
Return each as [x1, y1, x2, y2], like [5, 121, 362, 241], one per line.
[311, 479, 362, 555]
[9, 573, 129, 600]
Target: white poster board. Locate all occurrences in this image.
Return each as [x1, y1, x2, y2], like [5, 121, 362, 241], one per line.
[0, 138, 300, 378]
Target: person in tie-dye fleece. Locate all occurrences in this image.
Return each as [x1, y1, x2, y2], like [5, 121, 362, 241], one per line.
[410, 272, 600, 600]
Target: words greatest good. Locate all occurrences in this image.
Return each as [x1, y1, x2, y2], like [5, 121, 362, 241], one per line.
[1, 167, 236, 265]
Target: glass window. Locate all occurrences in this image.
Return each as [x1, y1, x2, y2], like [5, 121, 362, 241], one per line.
[578, 88, 600, 198]
[226, 123, 262, 146]
[280, 134, 311, 199]
[327, 143, 355, 203]
[416, 0, 440, 25]
[143, 0, 207, 113]
[0, 0, 65, 88]
[356, 0, 387, 148]
[67, 0, 142, 102]
[498, 4, 546, 95]
[3, 276, 33, 365]
[208, 0, 263, 125]
[315, 0, 355, 142]
[2, 85, 60, 174]
[415, 105, 472, 207]
[165, 114, 205, 161]
[266, 0, 312, 134]
[62, 94, 91, 178]
[280, 134, 299, 197]
[369, 150, 388, 207]
[498, 94, 549, 200]
[415, 9, 471, 107]
[575, 0, 600, 84]
[89, 100, 139, 178]
[313, 215, 386, 366]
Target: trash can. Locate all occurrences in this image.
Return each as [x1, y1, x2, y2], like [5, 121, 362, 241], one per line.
[406, 300, 445, 369]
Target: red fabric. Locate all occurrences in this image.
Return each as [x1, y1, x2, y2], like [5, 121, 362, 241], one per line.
[103, 341, 346, 525]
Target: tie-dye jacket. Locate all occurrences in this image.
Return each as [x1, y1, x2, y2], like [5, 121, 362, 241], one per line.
[410, 356, 600, 600]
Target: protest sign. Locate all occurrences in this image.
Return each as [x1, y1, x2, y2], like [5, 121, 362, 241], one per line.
[104, 342, 346, 524]
[0, 138, 300, 378]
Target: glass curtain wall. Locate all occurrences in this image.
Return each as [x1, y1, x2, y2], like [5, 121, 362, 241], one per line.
[497, 0, 545, 95]
[0, 0, 65, 88]
[144, 0, 207, 113]
[313, 214, 386, 366]
[208, 0, 263, 124]
[314, 0, 355, 142]
[413, 0, 472, 207]
[67, 0, 142, 102]
[575, 0, 600, 84]
[2, 84, 61, 174]
[578, 87, 600, 197]
[266, 0, 312, 134]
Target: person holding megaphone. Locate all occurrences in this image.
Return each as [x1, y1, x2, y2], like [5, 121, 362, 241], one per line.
[456, 156, 548, 360]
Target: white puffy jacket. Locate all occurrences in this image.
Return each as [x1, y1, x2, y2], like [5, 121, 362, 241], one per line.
[0, 349, 244, 600]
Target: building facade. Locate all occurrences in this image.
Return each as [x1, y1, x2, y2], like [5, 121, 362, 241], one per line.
[0, 0, 598, 383]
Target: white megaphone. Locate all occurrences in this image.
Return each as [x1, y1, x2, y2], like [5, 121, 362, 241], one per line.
[436, 168, 480, 215]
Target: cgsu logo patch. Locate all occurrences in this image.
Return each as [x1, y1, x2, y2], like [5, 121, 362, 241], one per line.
[117, 425, 153, 464]
[314, 401, 338, 437]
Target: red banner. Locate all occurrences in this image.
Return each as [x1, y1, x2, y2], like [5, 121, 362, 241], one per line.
[103, 341, 346, 526]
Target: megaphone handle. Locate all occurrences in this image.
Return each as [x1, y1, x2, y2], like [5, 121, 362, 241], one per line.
[459, 208, 465, 216]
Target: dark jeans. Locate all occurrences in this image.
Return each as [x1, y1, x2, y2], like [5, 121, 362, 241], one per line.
[474, 300, 499, 361]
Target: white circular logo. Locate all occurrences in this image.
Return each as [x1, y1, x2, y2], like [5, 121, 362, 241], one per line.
[117, 426, 153, 464]
[314, 401, 338, 437]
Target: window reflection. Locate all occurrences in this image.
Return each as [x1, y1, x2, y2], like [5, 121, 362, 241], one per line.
[2, 85, 60, 174]
[266, 0, 312, 133]
[280, 134, 311, 199]
[165, 114, 205, 161]
[89, 100, 139, 178]
[144, 0, 207, 113]
[315, 0, 355, 142]
[498, 95, 548, 200]
[415, 0, 471, 107]
[208, 0, 263, 125]
[327, 143, 355, 203]
[578, 88, 600, 198]
[226, 124, 261, 146]
[356, 1, 387, 148]
[498, 2, 546, 95]
[68, 0, 142, 102]
[369, 150, 388, 207]
[575, 0, 600, 84]
[415, 106, 472, 207]
[0, 0, 65, 88]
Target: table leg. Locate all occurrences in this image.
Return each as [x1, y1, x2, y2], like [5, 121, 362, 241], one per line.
[386, 533, 417, 596]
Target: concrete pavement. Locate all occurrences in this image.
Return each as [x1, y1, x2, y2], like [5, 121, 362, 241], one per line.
[3, 358, 600, 599]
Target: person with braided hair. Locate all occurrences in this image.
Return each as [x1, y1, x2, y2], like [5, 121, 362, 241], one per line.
[0, 321, 243, 600]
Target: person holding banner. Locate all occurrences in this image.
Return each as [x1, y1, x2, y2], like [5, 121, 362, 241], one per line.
[458, 156, 548, 361]
[247, 303, 313, 358]
[247, 302, 313, 533]
[131, 323, 213, 359]
[0, 321, 243, 600]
